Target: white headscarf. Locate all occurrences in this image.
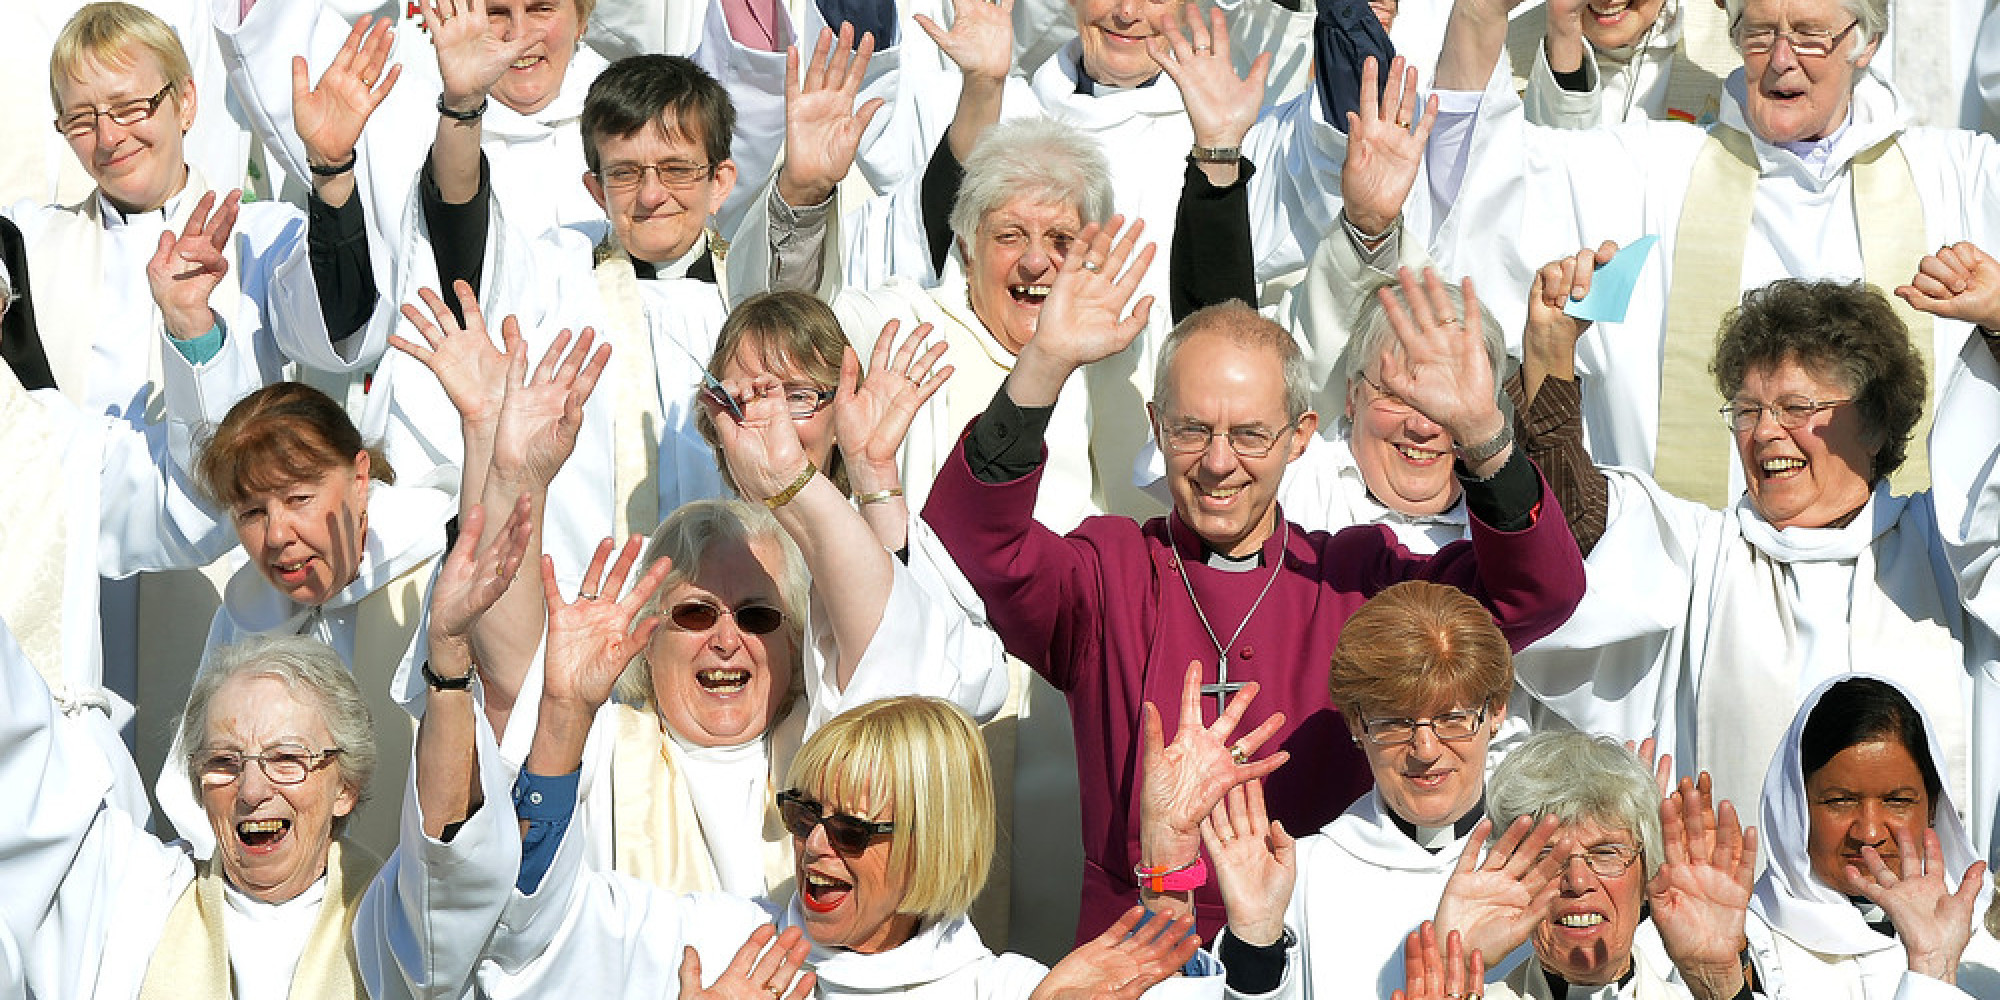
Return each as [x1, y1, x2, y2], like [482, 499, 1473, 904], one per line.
[1750, 672, 1994, 956]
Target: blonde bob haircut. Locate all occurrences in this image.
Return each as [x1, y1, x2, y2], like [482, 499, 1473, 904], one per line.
[613, 498, 810, 710]
[1326, 581, 1513, 719]
[784, 696, 994, 921]
[50, 3, 195, 111]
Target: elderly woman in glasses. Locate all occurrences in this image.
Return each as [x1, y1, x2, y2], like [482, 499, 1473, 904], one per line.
[1495, 258, 2000, 858]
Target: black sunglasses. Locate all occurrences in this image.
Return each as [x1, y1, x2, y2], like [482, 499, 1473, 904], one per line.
[668, 599, 786, 635]
[776, 788, 895, 854]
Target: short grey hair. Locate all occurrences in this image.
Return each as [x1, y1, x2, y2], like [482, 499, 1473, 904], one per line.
[614, 498, 810, 709]
[1724, 0, 1884, 61]
[1154, 302, 1313, 423]
[948, 117, 1114, 252]
[177, 635, 376, 836]
[1343, 276, 1510, 408]
[1487, 731, 1664, 881]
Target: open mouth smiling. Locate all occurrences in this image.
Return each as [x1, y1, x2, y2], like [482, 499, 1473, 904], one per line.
[695, 668, 753, 694]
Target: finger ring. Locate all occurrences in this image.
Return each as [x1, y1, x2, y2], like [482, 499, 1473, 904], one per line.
[1081, 260, 1101, 273]
[578, 591, 601, 601]
[1396, 118, 1412, 128]
[1193, 44, 1213, 54]
[1230, 744, 1249, 765]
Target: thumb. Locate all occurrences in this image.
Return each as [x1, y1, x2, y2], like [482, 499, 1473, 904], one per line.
[678, 945, 703, 993]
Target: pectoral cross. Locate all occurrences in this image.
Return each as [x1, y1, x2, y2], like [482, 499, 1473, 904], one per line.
[1199, 662, 1247, 701]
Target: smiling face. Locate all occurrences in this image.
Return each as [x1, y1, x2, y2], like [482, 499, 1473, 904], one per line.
[55, 49, 194, 215]
[1732, 357, 1878, 529]
[1072, 0, 1184, 87]
[582, 119, 735, 265]
[1804, 737, 1932, 896]
[648, 536, 797, 747]
[792, 786, 920, 953]
[963, 197, 1083, 356]
[1737, 0, 1875, 143]
[716, 338, 836, 469]
[1350, 693, 1500, 828]
[199, 675, 356, 903]
[231, 455, 371, 608]
[485, 0, 585, 115]
[1530, 818, 1646, 987]
[1153, 333, 1315, 558]
[1347, 360, 1460, 517]
[1581, 0, 1668, 51]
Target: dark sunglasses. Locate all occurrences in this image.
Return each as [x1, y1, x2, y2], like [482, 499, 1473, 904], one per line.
[776, 788, 895, 854]
[668, 599, 786, 635]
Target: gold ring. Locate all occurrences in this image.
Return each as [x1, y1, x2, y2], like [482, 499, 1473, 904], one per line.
[1230, 744, 1249, 765]
[1193, 45, 1213, 54]
[1396, 118, 1411, 128]
[1081, 260, 1101, 272]
[578, 592, 601, 601]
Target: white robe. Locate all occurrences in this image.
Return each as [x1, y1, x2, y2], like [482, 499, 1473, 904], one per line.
[1482, 935, 1693, 1000]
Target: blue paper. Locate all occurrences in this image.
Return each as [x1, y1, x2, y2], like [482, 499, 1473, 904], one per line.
[1563, 235, 1658, 324]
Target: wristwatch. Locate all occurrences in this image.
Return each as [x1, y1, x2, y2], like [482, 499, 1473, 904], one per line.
[422, 660, 474, 692]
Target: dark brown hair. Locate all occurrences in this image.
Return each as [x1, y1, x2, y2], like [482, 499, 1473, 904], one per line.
[196, 382, 391, 509]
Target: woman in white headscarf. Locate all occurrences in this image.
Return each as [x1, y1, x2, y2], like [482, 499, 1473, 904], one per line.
[1748, 674, 2000, 1000]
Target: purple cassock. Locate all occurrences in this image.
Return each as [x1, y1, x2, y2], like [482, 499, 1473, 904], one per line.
[923, 425, 1587, 942]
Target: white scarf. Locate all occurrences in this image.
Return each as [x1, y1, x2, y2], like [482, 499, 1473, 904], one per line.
[667, 726, 777, 899]
[795, 897, 998, 993]
[1750, 673, 1995, 957]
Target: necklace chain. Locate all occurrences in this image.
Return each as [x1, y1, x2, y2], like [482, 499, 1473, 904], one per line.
[1173, 517, 1288, 697]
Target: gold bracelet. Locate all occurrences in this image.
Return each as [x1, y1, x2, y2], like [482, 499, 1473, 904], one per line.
[763, 461, 817, 510]
[855, 488, 904, 505]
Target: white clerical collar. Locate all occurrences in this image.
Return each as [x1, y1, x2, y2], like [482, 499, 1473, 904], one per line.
[641, 235, 708, 282]
[96, 176, 191, 228]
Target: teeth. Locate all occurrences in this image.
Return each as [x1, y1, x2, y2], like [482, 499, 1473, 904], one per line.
[511, 56, 539, 69]
[1009, 284, 1051, 300]
[697, 668, 752, 692]
[1395, 444, 1443, 462]
[1762, 458, 1806, 472]
[1202, 485, 1245, 499]
[1557, 913, 1606, 928]
[238, 819, 286, 834]
[805, 872, 849, 889]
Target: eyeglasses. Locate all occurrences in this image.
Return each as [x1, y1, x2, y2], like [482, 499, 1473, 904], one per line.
[1156, 416, 1301, 459]
[598, 159, 716, 190]
[1358, 373, 1414, 411]
[668, 599, 787, 635]
[1718, 395, 1853, 432]
[1538, 842, 1644, 877]
[1736, 18, 1860, 57]
[55, 82, 176, 137]
[695, 382, 835, 419]
[195, 743, 343, 787]
[776, 788, 895, 854]
[1357, 702, 1490, 746]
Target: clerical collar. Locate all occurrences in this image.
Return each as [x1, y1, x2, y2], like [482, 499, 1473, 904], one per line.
[631, 238, 715, 284]
[1388, 803, 1484, 854]
[1074, 54, 1160, 96]
[1205, 547, 1262, 572]
[97, 178, 190, 227]
[1542, 960, 1636, 998]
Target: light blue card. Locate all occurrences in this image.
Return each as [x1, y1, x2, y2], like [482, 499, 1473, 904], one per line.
[1563, 234, 1658, 324]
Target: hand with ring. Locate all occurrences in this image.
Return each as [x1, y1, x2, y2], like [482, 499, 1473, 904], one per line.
[678, 923, 816, 1000]
[1148, 3, 1268, 155]
[1341, 55, 1437, 239]
[1394, 921, 1486, 1000]
[1202, 773, 1296, 947]
[834, 320, 954, 543]
[1138, 660, 1289, 903]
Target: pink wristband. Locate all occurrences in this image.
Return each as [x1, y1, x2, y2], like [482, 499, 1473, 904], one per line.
[1135, 855, 1209, 893]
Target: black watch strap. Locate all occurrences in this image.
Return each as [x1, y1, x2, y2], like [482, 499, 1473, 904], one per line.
[422, 660, 474, 691]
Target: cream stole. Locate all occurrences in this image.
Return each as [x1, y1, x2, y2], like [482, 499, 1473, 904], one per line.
[0, 362, 78, 694]
[607, 702, 797, 899]
[1694, 491, 1970, 827]
[1659, 130, 1932, 508]
[343, 560, 429, 859]
[33, 167, 243, 415]
[136, 841, 380, 1000]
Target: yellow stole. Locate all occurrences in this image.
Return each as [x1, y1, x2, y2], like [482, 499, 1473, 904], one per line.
[1658, 129, 1932, 508]
[341, 559, 433, 859]
[137, 841, 380, 1000]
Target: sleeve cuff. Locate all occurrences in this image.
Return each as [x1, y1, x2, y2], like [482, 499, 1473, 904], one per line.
[169, 321, 227, 366]
[512, 767, 581, 894]
[1459, 446, 1541, 531]
[965, 383, 1055, 483]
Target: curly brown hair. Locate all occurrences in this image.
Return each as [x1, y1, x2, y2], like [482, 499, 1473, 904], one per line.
[1710, 279, 1926, 482]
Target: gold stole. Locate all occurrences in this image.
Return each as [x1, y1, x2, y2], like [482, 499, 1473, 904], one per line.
[137, 841, 381, 1000]
[1659, 130, 1932, 507]
[607, 703, 797, 899]
[0, 361, 77, 693]
[341, 558, 433, 859]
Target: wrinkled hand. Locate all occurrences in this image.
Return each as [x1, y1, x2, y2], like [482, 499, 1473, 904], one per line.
[1854, 829, 1987, 985]
[915, 0, 1015, 84]
[834, 322, 952, 492]
[1149, 5, 1269, 149]
[1342, 56, 1437, 237]
[679, 924, 816, 1000]
[1202, 776, 1296, 946]
[777, 25, 884, 207]
[710, 375, 816, 503]
[491, 326, 611, 488]
[1648, 774, 1756, 1000]
[1434, 814, 1567, 967]
[1523, 241, 1615, 384]
[423, 0, 541, 107]
[539, 537, 673, 712]
[1377, 267, 1504, 447]
[393, 282, 519, 433]
[427, 497, 533, 647]
[1141, 660, 1288, 870]
[1019, 216, 1157, 371]
[1030, 907, 1202, 1000]
[293, 15, 400, 167]
[1393, 922, 1486, 1000]
[1897, 241, 2000, 330]
[147, 190, 242, 340]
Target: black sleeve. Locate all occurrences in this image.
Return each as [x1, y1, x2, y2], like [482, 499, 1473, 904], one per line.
[1171, 156, 1259, 323]
[921, 136, 966, 278]
[1218, 930, 1289, 995]
[419, 150, 494, 326]
[963, 383, 1056, 484]
[0, 214, 57, 391]
[1314, 0, 1397, 134]
[306, 189, 378, 343]
[1458, 446, 1542, 532]
[1551, 62, 1592, 92]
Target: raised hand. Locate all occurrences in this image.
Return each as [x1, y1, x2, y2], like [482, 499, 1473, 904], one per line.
[538, 537, 673, 713]
[427, 497, 533, 651]
[915, 0, 1015, 84]
[1433, 814, 1567, 967]
[1624, 737, 1675, 798]
[148, 190, 243, 340]
[678, 924, 815, 1000]
[1393, 922, 1486, 1000]
[1202, 776, 1297, 946]
[1141, 660, 1289, 875]
[1897, 241, 2000, 330]
[834, 322, 952, 496]
[1377, 267, 1506, 461]
[710, 375, 817, 503]
[1030, 907, 1203, 1000]
[1854, 828, 1987, 985]
[1149, 4, 1270, 151]
[423, 0, 542, 109]
[490, 326, 611, 489]
[1521, 241, 1616, 402]
[1342, 56, 1438, 237]
[292, 15, 400, 171]
[1648, 774, 1756, 1000]
[393, 282, 520, 433]
[777, 25, 885, 207]
[1016, 216, 1156, 375]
